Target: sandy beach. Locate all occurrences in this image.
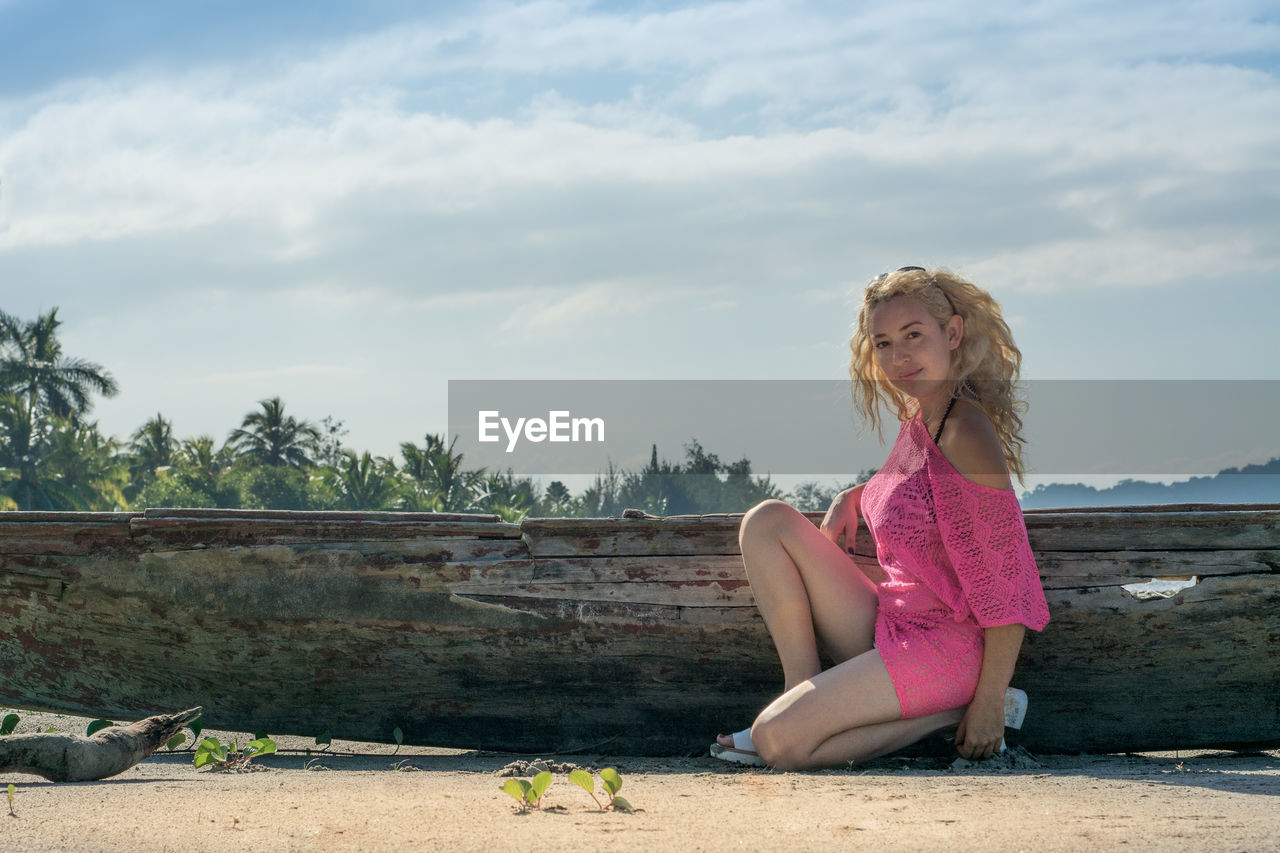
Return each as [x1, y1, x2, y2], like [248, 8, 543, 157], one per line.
[0, 712, 1276, 852]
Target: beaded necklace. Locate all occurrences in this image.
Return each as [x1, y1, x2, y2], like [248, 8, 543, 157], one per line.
[931, 395, 958, 445]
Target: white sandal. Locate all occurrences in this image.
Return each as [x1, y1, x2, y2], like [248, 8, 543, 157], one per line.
[709, 728, 767, 767]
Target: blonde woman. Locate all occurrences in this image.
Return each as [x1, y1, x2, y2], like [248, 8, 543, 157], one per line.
[712, 267, 1050, 770]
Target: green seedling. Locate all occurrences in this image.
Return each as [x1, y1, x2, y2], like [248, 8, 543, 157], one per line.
[193, 736, 277, 771]
[569, 767, 634, 812]
[0, 714, 18, 736]
[86, 719, 114, 737]
[392, 726, 404, 755]
[165, 732, 187, 752]
[190, 717, 203, 742]
[314, 732, 332, 751]
[501, 771, 553, 811]
[6, 783, 14, 817]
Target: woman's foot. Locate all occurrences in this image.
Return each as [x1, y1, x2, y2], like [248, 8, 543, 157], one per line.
[709, 728, 767, 767]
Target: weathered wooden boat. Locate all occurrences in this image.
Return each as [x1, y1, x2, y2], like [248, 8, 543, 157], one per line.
[0, 505, 1276, 755]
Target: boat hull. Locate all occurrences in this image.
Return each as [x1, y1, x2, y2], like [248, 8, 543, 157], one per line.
[1, 506, 1277, 754]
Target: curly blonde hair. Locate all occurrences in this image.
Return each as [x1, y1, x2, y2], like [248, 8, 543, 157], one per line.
[848, 267, 1029, 481]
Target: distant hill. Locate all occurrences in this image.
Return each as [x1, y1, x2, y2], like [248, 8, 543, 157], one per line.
[1021, 457, 1280, 508]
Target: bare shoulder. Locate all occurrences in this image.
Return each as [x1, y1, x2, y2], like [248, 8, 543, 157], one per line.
[937, 399, 1013, 490]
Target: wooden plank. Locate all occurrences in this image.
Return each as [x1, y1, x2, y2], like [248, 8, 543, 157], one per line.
[1033, 549, 1279, 588]
[0, 520, 137, 555]
[1018, 573, 1280, 752]
[1023, 502, 1280, 514]
[0, 512, 140, 522]
[143, 508, 501, 523]
[454, 579, 755, 608]
[525, 507, 1280, 556]
[129, 517, 524, 549]
[524, 528, 744, 557]
[528, 554, 747, 583]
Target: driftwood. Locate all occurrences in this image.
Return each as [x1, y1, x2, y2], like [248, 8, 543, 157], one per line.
[0, 505, 1276, 755]
[0, 707, 200, 782]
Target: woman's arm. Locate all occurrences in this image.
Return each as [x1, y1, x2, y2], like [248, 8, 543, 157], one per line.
[954, 623, 1026, 760]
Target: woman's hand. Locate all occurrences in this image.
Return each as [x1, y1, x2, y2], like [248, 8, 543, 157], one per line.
[954, 693, 1006, 760]
[820, 485, 862, 552]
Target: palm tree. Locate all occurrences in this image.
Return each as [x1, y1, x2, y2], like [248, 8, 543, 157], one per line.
[40, 417, 128, 510]
[0, 390, 55, 510]
[0, 308, 118, 425]
[178, 436, 235, 486]
[333, 451, 403, 510]
[478, 468, 538, 522]
[400, 434, 484, 512]
[0, 309, 119, 510]
[126, 413, 177, 500]
[227, 397, 321, 469]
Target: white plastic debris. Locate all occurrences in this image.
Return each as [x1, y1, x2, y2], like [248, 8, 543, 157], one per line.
[1121, 576, 1198, 599]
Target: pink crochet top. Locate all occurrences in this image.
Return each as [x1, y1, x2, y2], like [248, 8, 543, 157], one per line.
[861, 414, 1050, 634]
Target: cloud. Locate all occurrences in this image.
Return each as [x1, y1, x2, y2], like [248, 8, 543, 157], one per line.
[0, 0, 1276, 303]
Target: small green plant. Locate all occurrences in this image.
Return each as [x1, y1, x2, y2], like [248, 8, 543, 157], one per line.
[0, 714, 19, 737]
[569, 767, 633, 812]
[501, 771, 553, 811]
[193, 736, 277, 771]
[6, 783, 14, 817]
[86, 719, 114, 737]
[314, 731, 332, 751]
[391, 726, 404, 755]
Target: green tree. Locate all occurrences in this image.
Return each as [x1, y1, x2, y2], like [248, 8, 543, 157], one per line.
[134, 436, 239, 508]
[125, 413, 177, 501]
[578, 462, 624, 516]
[0, 308, 119, 425]
[543, 480, 574, 515]
[400, 434, 484, 512]
[227, 397, 321, 469]
[0, 310, 119, 510]
[331, 451, 403, 510]
[223, 464, 312, 510]
[40, 417, 129, 510]
[478, 468, 538, 522]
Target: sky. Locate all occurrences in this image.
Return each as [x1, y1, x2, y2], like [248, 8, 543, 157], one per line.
[1, 0, 1277, 486]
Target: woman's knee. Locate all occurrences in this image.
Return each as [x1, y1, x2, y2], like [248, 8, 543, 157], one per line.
[750, 715, 808, 771]
[739, 499, 804, 547]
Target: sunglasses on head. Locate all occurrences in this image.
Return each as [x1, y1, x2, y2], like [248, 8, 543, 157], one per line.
[871, 266, 957, 315]
[872, 265, 926, 282]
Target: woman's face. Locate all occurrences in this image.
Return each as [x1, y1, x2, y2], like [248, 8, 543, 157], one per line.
[868, 295, 962, 401]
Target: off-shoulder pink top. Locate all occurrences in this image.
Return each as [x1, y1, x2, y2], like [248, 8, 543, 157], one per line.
[859, 413, 1050, 718]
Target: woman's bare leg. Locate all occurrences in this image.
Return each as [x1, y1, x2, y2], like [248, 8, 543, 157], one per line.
[751, 648, 964, 770]
[737, 499, 878, 690]
[718, 499, 959, 768]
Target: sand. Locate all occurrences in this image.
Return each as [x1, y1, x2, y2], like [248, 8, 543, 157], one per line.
[0, 712, 1277, 852]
